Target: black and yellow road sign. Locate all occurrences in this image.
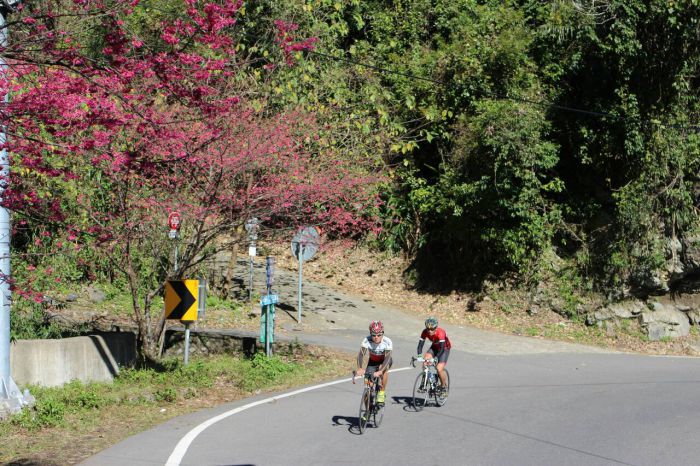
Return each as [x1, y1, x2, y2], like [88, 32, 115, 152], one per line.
[164, 280, 199, 321]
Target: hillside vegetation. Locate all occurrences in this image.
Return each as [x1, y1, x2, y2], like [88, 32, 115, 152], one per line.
[8, 0, 700, 353]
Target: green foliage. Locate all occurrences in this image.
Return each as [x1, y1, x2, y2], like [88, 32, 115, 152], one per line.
[59, 380, 109, 411]
[30, 396, 66, 428]
[10, 304, 66, 340]
[7, 353, 307, 430]
[238, 352, 300, 391]
[12, 0, 700, 309]
[11, 391, 66, 430]
[72, 388, 106, 410]
[366, 0, 700, 291]
[553, 267, 587, 319]
[455, 98, 562, 271]
[206, 294, 242, 312]
[153, 387, 177, 403]
[10, 381, 115, 430]
[4, 348, 335, 437]
[250, 352, 295, 376]
[116, 358, 216, 390]
[603, 128, 700, 286]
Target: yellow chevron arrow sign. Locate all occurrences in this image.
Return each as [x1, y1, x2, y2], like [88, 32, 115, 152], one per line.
[164, 280, 199, 322]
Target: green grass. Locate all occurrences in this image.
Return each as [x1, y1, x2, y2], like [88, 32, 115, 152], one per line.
[1, 347, 353, 464]
[5, 352, 334, 431]
[206, 294, 242, 311]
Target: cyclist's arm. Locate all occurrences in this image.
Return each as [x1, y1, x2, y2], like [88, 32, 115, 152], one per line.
[417, 339, 425, 355]
[356, 346, 369, 370]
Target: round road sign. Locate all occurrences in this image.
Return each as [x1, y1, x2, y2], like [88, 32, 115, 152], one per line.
[245, 217, 260, 241]
[291, 226, 320, 262]
[168, 212, 181, 230]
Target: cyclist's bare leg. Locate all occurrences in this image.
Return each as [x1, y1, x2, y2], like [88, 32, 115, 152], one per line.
[375, 358, 392, 391]
[437, 362, 447, 388]
[380, 371, 389, 391]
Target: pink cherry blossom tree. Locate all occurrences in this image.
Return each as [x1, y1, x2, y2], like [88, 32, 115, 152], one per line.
[3, 0, 381, 358]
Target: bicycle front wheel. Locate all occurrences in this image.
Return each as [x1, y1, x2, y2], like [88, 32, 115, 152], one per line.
[358, 387, 371, 433]
[373, 390, 385, 427]
[412, 372, 428, 411]
[435, 368, 450, 407]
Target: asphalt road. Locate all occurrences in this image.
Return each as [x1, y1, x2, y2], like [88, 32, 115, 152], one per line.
[80, 265, 700, 466]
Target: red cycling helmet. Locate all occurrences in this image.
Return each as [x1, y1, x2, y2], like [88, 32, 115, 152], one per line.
[369, 320, 384, 336]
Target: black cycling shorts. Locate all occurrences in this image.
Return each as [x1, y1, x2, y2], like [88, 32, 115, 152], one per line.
[427, 349, 449, 364]
[366, 358, 393, 376]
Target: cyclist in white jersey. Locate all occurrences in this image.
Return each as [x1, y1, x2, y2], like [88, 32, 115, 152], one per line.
[355, 320, 393, 406]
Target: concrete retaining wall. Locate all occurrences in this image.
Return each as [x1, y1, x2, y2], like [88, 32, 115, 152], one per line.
[162, 327, 301, 358]
[10, 328, 291, 388]
[10, 332, 136, 387]
[10, 328, 297, 388]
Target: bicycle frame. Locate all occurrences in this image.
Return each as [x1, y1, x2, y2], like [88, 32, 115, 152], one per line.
[411, 356, 449, 410]
[353, 371, 384, 433]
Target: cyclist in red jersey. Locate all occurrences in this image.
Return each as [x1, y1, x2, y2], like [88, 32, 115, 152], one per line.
[417, 316, 451, 395]
[355, 320, 393, 406]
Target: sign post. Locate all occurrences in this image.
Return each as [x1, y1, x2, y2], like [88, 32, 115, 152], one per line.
[164, 279, 200, 365]
[245, 218, 260, 301]
[260, 256, 276, 357]
[297, 246, 303, 322]
[290, 226, 320, 324]
[168, 212, 181, 274]
[260, 293, 278, 357]
[183, 323, 191, 365]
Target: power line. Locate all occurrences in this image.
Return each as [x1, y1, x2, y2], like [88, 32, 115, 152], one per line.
[307, 49, 700, 133]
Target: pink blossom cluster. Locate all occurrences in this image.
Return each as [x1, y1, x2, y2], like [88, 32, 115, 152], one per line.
[2, 0, 381, 300]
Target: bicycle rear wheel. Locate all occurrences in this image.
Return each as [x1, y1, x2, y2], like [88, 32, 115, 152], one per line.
[435, 368, 450, 407]
[412, 372, 428, 411]
[358, 387, 371, 433]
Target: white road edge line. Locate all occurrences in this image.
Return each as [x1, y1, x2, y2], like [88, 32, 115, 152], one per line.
[165, 365, 413, 466]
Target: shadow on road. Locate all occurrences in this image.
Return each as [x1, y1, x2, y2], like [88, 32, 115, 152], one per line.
[275, 302, 302, 322]
[331, 415, 364, 435]
[215, 464, 256, 466]
[392, 395, 418, 412]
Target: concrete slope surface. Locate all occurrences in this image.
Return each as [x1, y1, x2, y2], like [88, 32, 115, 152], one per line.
[81, 268, 700, 466]
[240, 258, 613, 356]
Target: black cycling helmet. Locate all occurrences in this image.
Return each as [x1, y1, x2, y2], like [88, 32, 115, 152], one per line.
[424, 316, 438, 330]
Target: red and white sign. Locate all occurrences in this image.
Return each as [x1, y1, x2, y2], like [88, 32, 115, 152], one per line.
[168, 212, 181, 231]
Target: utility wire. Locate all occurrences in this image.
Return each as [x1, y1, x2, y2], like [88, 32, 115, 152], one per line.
[307, 50, 700, 133]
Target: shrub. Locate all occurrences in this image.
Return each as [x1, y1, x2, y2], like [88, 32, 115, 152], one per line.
[153, 387, 177, 403]
[238, 353, 300, 391]
[10, 305, 65, 340]
[12, 395, 66, 429]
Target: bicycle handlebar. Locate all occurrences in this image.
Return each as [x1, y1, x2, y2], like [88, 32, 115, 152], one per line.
[352, 370, 381, 384]
[411, 356, 436, 367]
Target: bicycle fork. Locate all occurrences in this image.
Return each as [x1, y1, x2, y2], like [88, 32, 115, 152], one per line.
[426, 370, 437, 394]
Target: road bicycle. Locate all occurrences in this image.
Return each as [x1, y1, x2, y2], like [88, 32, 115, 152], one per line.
[353, 370, 385, 433]
[411, 356, 449, 411]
